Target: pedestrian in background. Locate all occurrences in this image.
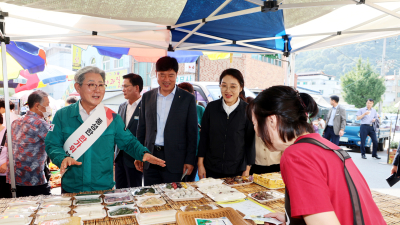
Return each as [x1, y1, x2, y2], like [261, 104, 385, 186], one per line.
[7, 90, 52, 197]
[323, 95, 346, 145]
[357, 99, 380, 159]
[115, 73, 144, 188]
[249, 86, 386, 225]
[198, 68, 255, 179]
[0, 113, 11, 198]
[177, 82, 205, 182]
[0, 100, 20, 127]
[317, 117, 325, 136]
[65, 96, 78, 106]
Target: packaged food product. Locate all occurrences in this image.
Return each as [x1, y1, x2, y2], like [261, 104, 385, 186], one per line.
[137, 197, 166, 208]
[73, 205, 107, 221]
[165, 189, 203, 201]
[0, 213, 33, 225]
[253, 173, 285, 189]
[73, 195, 102, 205]
[197, 184, 232, 194]
[180, 204, 218, 212]
[35, 212, 72, 224]
[196, 178, 224, 188]
[248, 190, 285, 203]
[207, 190, 246, 202]
[4, 204, 38, 214]
[40, 201, 72, 207]
[104, 189, 130, 194]
[41, 196, 72, 203]
[132, 187, 157, 196]
[105, 201, 135, 207]
[160, 182, 193, 192]
[107, 205, 140, 218]
[38, 217, 82, 225]
[104, 193, 133, 204]
[8, 200, 38, 206]
[224, 176, 253, 186]
[37, 204, 71, 214]
[136, 210, 177, 225]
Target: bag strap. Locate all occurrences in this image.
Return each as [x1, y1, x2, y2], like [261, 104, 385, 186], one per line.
[0, 130, 6, 154]
[295, 138, 365, 225]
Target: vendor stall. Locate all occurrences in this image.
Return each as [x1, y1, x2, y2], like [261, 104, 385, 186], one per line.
[0, 173, 399, 225]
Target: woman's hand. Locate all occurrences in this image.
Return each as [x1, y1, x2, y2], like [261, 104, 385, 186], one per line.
[0, 163, 7, 173]
[264, 213, 286, 225]
[391, 165, 398, 175]
[198, 165, 206, 179]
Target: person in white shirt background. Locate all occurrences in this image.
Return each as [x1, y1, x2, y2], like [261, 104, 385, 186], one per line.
[318, 117, 326, 136]
[0, 100, 21, 126]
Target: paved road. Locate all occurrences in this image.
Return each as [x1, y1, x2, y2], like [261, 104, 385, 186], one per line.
[345, 132, 400, 197]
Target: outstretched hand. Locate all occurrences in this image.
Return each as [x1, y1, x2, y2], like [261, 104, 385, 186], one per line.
[143, 153, 166, 167]
[60, 157, 82, 175]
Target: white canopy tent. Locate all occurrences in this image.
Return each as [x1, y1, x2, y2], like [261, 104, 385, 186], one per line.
[0, 0, 400, 197]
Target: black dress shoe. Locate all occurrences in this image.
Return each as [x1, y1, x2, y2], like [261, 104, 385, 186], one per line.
[373, 156, 381, 159]
[362, 155, 367, 159]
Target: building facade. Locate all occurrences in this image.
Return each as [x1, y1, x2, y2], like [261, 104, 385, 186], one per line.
[296, 71, 342, 97]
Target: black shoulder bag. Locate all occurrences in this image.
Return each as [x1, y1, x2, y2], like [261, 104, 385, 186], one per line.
[285, 138, 365, 225]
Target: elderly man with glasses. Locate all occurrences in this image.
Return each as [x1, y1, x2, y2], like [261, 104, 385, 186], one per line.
[45, 66, 165, 193]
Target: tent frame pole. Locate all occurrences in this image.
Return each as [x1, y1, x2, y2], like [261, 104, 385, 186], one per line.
[0, 22, 17, 198]
[173, 0, 232, 50]
[365, 2, 400, 19]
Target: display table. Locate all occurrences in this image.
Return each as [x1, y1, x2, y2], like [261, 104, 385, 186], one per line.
[0, 182, 399, 225]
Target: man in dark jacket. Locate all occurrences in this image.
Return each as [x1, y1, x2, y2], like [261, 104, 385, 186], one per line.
[115, 73, 144, 188]
[135, 56, 198, 186]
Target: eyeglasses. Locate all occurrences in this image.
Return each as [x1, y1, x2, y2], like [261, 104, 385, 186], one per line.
[122, 84, 133, 89]
[84, 83, 107, 91]
[220, 84, 238, 92]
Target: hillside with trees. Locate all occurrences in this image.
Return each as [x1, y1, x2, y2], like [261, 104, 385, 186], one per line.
[295, 36, 400, 78]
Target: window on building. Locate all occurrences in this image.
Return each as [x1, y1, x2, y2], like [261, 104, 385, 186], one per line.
[113, 58, 124, 68]
[397, 92, 400, 98]
[90, 58, 96, 66]
[320, 90, 324, 95]
[312, 82, 316, 85]
[398, 80, 400, 86]
[297, 82, 300, 85]
[134, 60, 152, 86]
[303, 82, 307, 85]
[102, 56, 110, 70]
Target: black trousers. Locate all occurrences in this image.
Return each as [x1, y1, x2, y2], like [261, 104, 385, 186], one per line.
[115, 154, 143, 189]
[323, 126, 340, 145]
[0, 176, 12, 198]
[205, 167, 242, 179]
[16, 183, 51, 197]
[360, 124, 378, 156]
[249, 164, 280, 175]
[144, 150, 182, 186]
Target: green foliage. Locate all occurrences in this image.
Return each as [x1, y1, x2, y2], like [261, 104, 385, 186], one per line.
[378, 103, 400, 114]
[390, 141, 398, 150]
[341, 58, 386, 108]
[296, 36, 400, 78]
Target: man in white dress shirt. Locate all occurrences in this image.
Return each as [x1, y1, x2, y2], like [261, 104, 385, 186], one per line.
[115, 73, 144, 188]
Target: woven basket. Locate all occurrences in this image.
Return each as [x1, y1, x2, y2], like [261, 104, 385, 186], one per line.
[176, 207, 248, 225]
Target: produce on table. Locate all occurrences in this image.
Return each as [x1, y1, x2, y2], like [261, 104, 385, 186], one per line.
[35, 213, 72, 224]
[224, 176, 253, 185]
[138, 197, 165, 207]
[134, 187, 156, 196]
[165, 182, 190, 190]
[106, 201, 135, 207]
[0, 214, 33, 225]
[109, 207, 138, 216]
[4, 204, 38, 214]
[104, 189, 129, 194]
[250, 191, 276, 201]
[168, 189, 202, 199]
[75, 198, 101, 204]
[104, 195, 131, 203]
[253, 173, 285, 189]
[184, 205, 213, 212]
[38, 217, 82, 225]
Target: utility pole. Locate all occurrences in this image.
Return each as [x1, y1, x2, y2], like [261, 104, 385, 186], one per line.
[379, 38, 387, 115]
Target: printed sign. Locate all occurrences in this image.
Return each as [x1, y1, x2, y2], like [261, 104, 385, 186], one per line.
[105, 69, 128, 90]
[72, 45, 82, 71]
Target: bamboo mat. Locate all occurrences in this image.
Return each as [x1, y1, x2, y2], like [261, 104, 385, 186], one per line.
[1, 183, 400, 225]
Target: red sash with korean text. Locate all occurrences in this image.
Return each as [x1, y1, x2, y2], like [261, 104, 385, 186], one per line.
[63, 103, 115, 160]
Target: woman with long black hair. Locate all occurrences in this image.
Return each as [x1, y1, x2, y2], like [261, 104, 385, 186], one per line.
[249, 86, 385, 225]
[197, 68, 255, 179]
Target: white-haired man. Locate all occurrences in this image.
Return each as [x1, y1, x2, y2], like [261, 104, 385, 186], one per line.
[45, 66, 165, 193]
